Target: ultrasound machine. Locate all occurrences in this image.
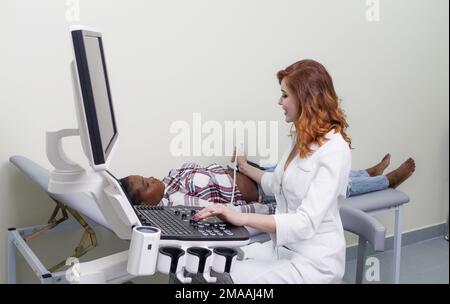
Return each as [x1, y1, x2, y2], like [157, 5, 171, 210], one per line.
[43, 26, 250, 283]
[8, 25, 393, 284]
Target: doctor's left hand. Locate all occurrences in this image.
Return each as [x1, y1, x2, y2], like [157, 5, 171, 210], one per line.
[193, 204, 247, 227]
[231, 146, 248, 170]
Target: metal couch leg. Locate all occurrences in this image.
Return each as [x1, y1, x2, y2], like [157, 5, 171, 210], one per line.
[393, 205, 403, 284]
[8, 228, 17, 284]
[355, 237, 367, 284]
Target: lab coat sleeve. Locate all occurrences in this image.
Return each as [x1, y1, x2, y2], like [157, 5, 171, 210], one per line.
[273, 148, 349, 246]
[260, 172, 276, 196]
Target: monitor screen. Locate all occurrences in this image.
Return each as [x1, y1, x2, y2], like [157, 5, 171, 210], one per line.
[72, 29, 118, 166]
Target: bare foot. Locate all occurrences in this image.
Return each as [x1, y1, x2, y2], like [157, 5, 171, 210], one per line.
[386, 158, 416, 188]
[366, 153, 391, 176]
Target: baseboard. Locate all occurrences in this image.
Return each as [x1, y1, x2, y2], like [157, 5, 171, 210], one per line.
[345, 222, 448, 261]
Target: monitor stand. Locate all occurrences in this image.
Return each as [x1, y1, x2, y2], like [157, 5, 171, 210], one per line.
[45, 127, 139, 240]
[46, 128, 103, 194]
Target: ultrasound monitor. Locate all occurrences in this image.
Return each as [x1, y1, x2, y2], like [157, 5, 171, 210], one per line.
[71, 27, 118, 171]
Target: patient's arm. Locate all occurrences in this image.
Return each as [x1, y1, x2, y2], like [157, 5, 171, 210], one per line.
[238, 202, 276, 215]
[167, 192, 221, 207]
[167, 191, 275, 214]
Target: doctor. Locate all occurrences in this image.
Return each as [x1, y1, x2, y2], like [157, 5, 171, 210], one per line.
[194, 59, 352, 284]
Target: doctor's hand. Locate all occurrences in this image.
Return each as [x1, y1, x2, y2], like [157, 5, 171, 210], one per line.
[231, 146, 248, 170]
[192, 204, 247, 227]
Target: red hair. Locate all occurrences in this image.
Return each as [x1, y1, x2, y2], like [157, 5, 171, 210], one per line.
[277, 59, 352, 158]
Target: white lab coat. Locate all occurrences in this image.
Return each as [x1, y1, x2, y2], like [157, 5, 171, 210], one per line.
[230, 129, 351, 284]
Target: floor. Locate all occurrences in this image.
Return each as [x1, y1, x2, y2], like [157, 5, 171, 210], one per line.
[343, 236, 449, 284]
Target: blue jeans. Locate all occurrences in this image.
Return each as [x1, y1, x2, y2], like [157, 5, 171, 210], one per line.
[346, 170, 389, 198]
[258, 166, 389, 202]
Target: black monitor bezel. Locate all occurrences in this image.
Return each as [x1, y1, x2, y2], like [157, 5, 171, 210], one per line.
[71, 29, 118, 166]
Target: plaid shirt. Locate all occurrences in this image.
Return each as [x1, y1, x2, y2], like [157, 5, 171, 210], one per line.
[159, 162, 276, 214]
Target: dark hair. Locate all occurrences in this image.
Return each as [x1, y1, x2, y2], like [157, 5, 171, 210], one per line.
[119, 176, 139, 205]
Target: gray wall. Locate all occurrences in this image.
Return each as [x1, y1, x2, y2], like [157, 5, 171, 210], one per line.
[0, 0, 448, 283]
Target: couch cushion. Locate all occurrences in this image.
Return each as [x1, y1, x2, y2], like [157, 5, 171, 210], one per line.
[342, 189, 409, 212]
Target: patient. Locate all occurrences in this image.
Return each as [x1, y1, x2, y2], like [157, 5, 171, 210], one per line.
[120, 162, 274, 214]
[120, 154, 415, 211]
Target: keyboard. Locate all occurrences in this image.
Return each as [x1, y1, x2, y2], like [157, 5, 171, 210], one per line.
[133, 205, 250, 241]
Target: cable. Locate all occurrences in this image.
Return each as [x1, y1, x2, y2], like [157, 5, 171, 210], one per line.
[229, 145, 240, 205]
